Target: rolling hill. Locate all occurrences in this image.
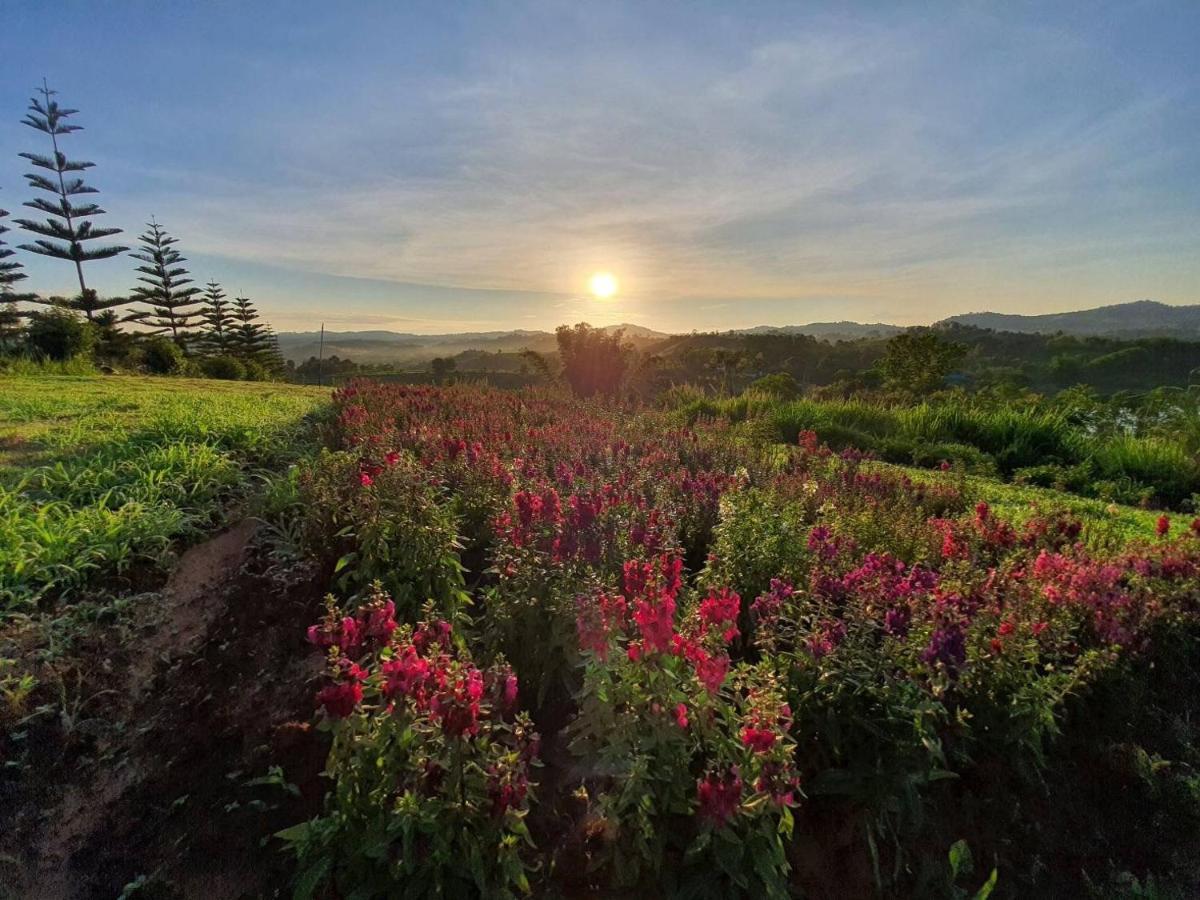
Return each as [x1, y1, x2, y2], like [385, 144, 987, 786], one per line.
[940, 300, 1200, 338]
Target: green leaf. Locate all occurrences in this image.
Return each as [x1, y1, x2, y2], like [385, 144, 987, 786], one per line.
[273, 821, 311, 845]
[973, 868, 999, 900]
[948, 839, 972, 879]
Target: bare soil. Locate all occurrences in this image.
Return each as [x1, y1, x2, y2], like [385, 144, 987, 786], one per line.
[1, 522, 329, 900]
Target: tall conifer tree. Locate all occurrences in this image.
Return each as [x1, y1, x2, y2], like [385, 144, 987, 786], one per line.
[15, 81, 127, 317]
[0, 201, 28, 294]
[0, 203, 27, 350]
[231, 295, 271, 361]
[130, 220, 204, 348]
[197, 280, 235, 355]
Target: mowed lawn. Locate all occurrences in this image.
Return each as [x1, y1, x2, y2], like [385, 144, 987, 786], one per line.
[0, 376, 330, 609]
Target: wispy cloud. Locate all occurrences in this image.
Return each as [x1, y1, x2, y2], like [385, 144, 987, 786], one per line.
[1, 2, 1196, 330]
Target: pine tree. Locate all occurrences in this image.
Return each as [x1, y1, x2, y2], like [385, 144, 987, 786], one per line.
[0, 201, 28, 295]
[197, 281, 235, 355]
[130, 220, 204, 348]
[14, 80, 127, 315]
[231, 295, 271, 361]
[261, 326, 287, 376]
[0, 202, 27, 351]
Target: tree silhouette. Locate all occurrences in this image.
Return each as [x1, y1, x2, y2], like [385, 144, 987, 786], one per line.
[555, 322, 632, 397]
[197, 280, 235, 355]
[130, 220, 204, 347]
[14, 80, 127, 308]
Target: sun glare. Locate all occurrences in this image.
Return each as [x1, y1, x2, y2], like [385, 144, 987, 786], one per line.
[588, 271, 619, 299]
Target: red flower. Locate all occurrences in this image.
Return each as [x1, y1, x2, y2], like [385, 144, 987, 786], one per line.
[317, 680, 362, 718]
[740, 726, 776, 752]
[1157, 515, 1170, 537]
[360, 471, 374, 487]
[697, 768, 743, 826]
[675, 703, 689, 730]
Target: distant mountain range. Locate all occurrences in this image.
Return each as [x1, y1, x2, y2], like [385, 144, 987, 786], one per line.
[940, 300, 1200, 339]
[275, 302, 1200, 365]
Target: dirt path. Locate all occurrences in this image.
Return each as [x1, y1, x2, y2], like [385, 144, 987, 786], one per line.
[4, 522, 328, 900]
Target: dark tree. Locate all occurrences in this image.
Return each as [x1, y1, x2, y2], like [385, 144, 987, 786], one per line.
[130, 220, 204, 347]
[197, 281, 234, 355]
[231, 295, 271, 361]
[880, 330, 967, 394]
[430, 356, 457, 382]
[0, 301, 22, 351]
[14, 81, 127, 306]
[261, 327, 287, 376]
[0, 202, 29, 351]
[555, 322, 632, 397]
[0, 201, 28, 295]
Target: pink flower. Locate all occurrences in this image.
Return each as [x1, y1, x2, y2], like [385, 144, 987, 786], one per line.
[675, 703, 689, 730]
[360, 471, 374, 487]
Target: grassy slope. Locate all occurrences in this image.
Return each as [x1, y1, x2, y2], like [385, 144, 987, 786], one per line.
[872, 460, 1164, 546]
[0, 375, 329, 608]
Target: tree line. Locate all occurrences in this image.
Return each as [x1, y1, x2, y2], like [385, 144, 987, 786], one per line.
[0, 81, 283, 378]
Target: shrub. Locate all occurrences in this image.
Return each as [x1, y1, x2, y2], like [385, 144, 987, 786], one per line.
[198, 354, 246, 380]
[25, 309, 95, 361]
[141, 336, 185, 375]
[285, 592, 539, 898]
[748, 372, 801, 400]
[570, 557, 798, 895]
[241, 359, 269, 381]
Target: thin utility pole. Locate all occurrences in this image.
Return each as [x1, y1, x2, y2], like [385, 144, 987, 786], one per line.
[317, 322, 325, 386]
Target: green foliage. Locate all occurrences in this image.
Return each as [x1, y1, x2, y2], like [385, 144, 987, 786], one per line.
[140, 335, 185, 375]
[299, 449, 469, 616]
[881, 330, 968, 394]
[285, 599, 539, 898]
[198, 354, 247, 381]
[556, 322, 632, 397]
[130, 220, 205, 348]
[14, 81, 127, 299]
[0, 375, 327, 609]
[25, 308, 95, 361]
[747, 372, 801, 399]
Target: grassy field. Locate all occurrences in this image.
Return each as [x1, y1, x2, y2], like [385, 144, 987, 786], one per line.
[673, 390, 1200, 509]
[0, 376, 329, 610]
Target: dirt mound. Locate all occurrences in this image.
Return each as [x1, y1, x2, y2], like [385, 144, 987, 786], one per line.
[3, 523, 329, 899]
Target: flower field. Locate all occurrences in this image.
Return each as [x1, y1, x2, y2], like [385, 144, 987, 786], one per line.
[285, 381, 1200, 898]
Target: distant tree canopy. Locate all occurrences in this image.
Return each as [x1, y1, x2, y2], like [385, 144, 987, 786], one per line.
[880, 331, 968, 394]
[556, 322, 632, 397]
[430, 356, 457, 381]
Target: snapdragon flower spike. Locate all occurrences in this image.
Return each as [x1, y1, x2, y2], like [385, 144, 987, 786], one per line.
[698, 586, 741, 642]
[316, 660, 367, 719]
[696, 767, 743, 827]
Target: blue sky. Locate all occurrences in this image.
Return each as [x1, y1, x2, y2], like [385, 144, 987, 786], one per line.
[1, 1, 1197, 333]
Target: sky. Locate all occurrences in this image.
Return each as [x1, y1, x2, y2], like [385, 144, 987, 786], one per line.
[1, 1, 1197, 334]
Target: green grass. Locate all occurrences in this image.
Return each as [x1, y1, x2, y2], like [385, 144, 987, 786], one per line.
[0, 375, 330, 611]
[677, 391, 1200, 509]
[870, 460, 1164, 547]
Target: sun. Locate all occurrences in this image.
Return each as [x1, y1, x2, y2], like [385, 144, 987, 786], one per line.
[588, 271, 619, 299]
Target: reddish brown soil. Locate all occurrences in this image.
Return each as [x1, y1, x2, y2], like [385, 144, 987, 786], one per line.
[1, 523, 329, 899]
